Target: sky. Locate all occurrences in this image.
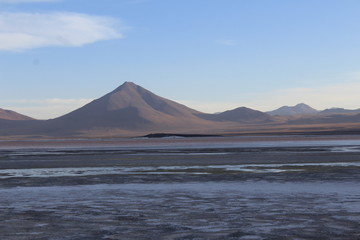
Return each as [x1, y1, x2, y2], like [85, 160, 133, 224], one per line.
[1, 0, 360, 119]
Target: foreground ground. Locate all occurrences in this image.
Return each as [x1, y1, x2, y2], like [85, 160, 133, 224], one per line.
[0, 136, 360, 239]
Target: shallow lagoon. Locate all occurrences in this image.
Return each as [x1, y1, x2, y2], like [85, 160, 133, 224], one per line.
[0, 181, 359, 239]
[0, 136, 360, 239]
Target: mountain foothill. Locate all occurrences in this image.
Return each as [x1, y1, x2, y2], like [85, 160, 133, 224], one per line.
[1, 82, 360, 138]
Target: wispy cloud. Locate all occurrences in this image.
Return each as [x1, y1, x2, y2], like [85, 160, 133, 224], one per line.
[2, 98, 94, 119]
[0, 12, 125, 51]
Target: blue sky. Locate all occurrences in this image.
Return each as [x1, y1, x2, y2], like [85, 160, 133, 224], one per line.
[1, 0, 360, 119]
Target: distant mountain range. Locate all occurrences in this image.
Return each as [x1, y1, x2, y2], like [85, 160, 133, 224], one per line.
[267, 103, 319, 116]
[198, 107, 272, 123]
[1, 82, 360, 138]
[320, 108, 360, 115]
[267, 103, 360, 116]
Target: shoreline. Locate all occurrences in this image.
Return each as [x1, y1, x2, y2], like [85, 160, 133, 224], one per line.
[1, 134, 360, 149]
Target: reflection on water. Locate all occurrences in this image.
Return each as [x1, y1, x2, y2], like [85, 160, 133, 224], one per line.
[1, 162, 360, 179]
[330, 146, 360, 152]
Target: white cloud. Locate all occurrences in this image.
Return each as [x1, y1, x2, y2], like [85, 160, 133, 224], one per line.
[0, 12, 124, 51]
[2, 98, 93, 119]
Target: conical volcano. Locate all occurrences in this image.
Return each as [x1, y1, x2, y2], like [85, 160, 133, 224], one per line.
[102, 81, 201, 116]
[48, 82, 213, 136]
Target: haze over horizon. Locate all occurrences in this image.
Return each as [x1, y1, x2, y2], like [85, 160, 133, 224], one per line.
[1, 0, 360, 119]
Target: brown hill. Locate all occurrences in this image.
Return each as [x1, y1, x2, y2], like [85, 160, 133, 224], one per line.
[0, 108, 33, 120]
[198, 107, 273, 123]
